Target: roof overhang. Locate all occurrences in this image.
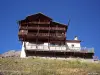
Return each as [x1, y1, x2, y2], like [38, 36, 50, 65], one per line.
[66, 40, 81, 43]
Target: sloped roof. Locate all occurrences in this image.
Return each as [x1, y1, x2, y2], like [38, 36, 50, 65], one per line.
[66, 40, 81, 43]
[52, 21, 68, 27]
[19, 13, 68, 27]
[25, 12, 52, 21]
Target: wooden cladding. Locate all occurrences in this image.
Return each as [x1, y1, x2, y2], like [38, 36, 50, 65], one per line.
[18, 32, 65, 37]
[19, 26, 66, 31]
[20, 21, 50, 25]
[26, 50, 94, 59]
[18, 13, 67, 44]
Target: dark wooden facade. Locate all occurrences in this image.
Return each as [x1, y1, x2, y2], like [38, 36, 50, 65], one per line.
[18, 13, 68, 45]
[26, 50, 94, 59]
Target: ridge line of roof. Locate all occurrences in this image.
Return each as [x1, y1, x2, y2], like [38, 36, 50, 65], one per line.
[26, 12, 53, 20]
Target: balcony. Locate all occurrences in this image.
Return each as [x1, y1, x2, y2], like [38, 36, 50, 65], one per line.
[21, 22, 50, 25]
[26, 33, 65, 39]
[18, 31, 65, 40]
[24, 43, 94, 53]
[19, 26, 66, 31]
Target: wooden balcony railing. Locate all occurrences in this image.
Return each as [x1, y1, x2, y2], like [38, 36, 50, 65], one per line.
[25, 43, 94, 53]
[19, 26, 66, 31]
[21, 22, 50, 24]
[18, 32, 65, 37]
[28, 33, 65, 37]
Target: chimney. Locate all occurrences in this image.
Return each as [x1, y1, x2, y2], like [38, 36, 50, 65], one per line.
[74, 36, 78, 40]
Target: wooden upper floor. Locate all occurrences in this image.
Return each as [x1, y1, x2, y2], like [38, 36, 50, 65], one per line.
[18, 13, 68, 31]
[18, 13, 68, 42]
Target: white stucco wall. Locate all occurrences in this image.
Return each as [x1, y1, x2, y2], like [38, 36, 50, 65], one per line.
[66, 42, 81, 51]
[23, 42, 67, 51]
[66, 42, 81, 48]
[20, 42, 26, 58]
[20, 41, 81, 57]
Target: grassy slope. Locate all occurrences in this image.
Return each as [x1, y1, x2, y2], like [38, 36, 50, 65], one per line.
[0, 57, 100, 75]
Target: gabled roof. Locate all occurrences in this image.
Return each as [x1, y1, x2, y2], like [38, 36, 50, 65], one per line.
[52, 21, 68, 27]
[25, 12, 52, 21]
[19, 13, 68, 27]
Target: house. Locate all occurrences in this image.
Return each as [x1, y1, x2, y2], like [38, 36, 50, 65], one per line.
[18, 13, 94, 58]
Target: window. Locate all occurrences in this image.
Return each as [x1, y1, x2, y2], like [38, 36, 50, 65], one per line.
[71, 44, 74, 48]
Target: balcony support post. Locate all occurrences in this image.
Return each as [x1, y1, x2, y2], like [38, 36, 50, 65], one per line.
[48, 24, 50, 50]
[36, 23, 40, 50]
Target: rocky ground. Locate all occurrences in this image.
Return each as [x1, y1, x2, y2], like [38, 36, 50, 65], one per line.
[0, 50, 20, 58]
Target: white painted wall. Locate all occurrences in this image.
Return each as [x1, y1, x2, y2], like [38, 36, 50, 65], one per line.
[66, 42, 81, 51]
[23, 42, 67, 51]
[21, 42, 81, 51]
[20, 42, 26, 58]
[20, 41, 81, 58]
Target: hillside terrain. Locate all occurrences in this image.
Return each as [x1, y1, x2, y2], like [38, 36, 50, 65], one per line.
[0, 57, 100, 75]
[0, 50, 20, 58]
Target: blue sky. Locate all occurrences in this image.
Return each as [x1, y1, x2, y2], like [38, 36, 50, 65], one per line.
[0, 0, 100, 58]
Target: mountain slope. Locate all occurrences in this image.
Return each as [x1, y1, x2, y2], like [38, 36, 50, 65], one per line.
[0, 57, 100, 75]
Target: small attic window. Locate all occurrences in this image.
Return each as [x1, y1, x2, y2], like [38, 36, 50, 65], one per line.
[72, 44, 74, 48]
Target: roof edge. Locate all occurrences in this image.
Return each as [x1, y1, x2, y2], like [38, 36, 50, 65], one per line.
[66, 40, 81, 43]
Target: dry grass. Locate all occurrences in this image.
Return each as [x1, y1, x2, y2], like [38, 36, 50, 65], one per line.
[0, 57, 100, 75]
